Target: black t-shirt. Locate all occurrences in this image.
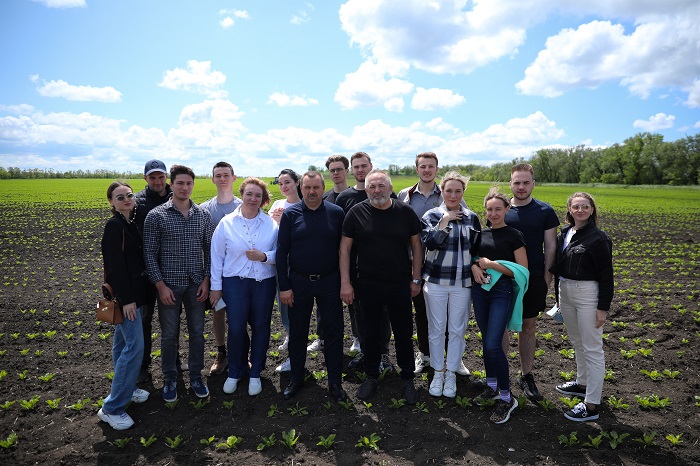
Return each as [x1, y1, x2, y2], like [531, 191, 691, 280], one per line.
[477, 226, 526, 263]
[504, 198, 559, 276]
[343, 199, 421, 284]
[335, 187, 367, 214]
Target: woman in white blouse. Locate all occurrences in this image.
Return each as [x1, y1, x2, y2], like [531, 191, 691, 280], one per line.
[210, 177, 278, 397]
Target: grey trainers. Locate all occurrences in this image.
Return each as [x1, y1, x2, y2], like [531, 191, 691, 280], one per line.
[379, 354, 395, 373]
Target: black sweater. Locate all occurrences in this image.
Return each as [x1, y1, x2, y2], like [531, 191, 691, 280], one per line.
[549, 220, 614, 311]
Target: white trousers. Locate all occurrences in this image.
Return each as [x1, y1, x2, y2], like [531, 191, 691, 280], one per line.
[423, 282, 471, 372]
[559, 280, 605, 404]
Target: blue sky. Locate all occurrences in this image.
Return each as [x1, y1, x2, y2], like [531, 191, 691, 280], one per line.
[1, 0, 699, 177]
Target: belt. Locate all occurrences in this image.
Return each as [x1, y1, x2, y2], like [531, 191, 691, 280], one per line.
[291, 268, 336, 282]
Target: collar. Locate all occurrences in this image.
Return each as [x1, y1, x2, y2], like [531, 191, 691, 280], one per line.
[407, 181, 440, 198]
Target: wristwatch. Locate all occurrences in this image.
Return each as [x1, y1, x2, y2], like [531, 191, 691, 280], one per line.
[412, 278, 423, 286]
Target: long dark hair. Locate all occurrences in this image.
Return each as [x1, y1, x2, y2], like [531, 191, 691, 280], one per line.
[106, 181, 135, 219]
[278, 168, 303, 199]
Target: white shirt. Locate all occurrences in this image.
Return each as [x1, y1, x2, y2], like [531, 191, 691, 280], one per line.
[210, 206, 278, 289]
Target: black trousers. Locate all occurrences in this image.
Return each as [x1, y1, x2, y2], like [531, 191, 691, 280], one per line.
[288, 271, 344, 384]
[357, 281, 415, 380]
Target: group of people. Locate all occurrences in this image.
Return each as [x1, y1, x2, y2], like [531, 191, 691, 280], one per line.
[98, 153, 614, 431]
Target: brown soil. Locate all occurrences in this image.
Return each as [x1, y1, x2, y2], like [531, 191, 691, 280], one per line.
[0, 206, 698, 465]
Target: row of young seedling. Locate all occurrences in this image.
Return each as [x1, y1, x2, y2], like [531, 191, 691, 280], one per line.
[558, 430, 685, 449]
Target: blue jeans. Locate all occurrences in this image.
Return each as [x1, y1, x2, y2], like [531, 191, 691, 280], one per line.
[103, 307, 144, 415]
[472, 278, 513, 391]
[158, 280, 205, 383]
[223, 276, 276, 379]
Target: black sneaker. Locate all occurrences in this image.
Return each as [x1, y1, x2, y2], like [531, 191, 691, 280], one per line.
[348, 352, 365, 370]
[517, 373, 543, 402]
[357, 377, 379, 400]
[564, 402, 599, 422]
[401, 380, 418, 405]
[556, 381, 586, 397]
[491, 397, 518, 424]
[473, 386, 499, 404]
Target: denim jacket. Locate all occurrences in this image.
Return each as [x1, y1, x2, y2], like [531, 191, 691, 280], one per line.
[421, 204, 481, 287]
[549, 220, 614, 311]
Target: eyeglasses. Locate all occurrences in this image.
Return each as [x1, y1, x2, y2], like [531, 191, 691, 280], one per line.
[570, 204, 591, 211]
[329, 168, 346, 173]
[114, 193, 135, 202]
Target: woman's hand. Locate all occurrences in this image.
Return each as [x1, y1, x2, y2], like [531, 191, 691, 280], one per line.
[122, 302, 138, 321]
[595, 310, 607, 328]
[246, 248, 266, 262]
[270, 208, 283, 224]
[438, 210, 462, 229]
[471, 262, 488, 284]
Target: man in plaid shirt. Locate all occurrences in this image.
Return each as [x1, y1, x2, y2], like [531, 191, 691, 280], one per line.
[144, 164, 215, 401]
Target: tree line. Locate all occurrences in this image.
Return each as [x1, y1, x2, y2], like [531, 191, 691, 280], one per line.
[2, 132, 699, 185]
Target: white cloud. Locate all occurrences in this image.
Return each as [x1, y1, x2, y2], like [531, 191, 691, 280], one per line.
[685, 79, 700, 108]
[32, 0, 85, 8]
[267, 93, 319, 107]
[411, 87, 465, 111]
[334, 59, 414, 109]
[339, 0, 533, 75]
[218, 9, 249, 28]
[517, 7, 700, 100]
[694, 121, 700, 128]
[33, 77, 122, 102]
[633, 113, 676, 131]
[384, 97, 405, 112]
[158, 60, 227, 98]
[0, 103, 565, 175]
[291, 3, 314, 25]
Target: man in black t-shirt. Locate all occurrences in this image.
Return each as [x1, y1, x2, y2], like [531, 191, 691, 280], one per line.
[340, 170, 423, 405]
[505, 163, 560, 403]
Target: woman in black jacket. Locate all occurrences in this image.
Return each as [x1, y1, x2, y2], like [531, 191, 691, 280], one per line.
[549, 192, 613, 422]
[98, 182, 150, 430]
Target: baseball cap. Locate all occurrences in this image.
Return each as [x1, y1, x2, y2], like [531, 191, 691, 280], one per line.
[144, 159, 167, 176]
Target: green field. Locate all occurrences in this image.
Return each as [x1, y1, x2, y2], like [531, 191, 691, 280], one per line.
[1, 177, 699, 216]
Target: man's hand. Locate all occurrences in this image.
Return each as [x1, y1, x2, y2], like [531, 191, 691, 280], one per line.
[340, 282, 354, 305]
[410, 282, 421, 297]
[156, 281, 175, 306]
[196, 277, 210, 303]
[279, 289, 294, 307]
[209, 289, 222, 308]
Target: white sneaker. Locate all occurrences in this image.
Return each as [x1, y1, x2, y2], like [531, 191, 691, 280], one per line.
[443, 370, 457, 398]
[248, 377, 262, 396]
[429, 370, 445, 397]
[223, 377, 239, 394]
[414, 351, 429, 374]
[349, 337, 361, 353]
[278, 335, 289, 351]
[97, 408, 134, 430]
[456, 360, 470, 376]
[307, 339, 324, 352]
[131, 388, 150, 403]
[275, 357, 291, 373]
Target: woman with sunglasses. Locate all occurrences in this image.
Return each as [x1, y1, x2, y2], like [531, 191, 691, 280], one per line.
[550, 192, 613, 422]
[98, 182, 150, 430]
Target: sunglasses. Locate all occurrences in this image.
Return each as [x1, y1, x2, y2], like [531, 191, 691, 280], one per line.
[114, 193, 135, 202]
[570, 204, 591, 211]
